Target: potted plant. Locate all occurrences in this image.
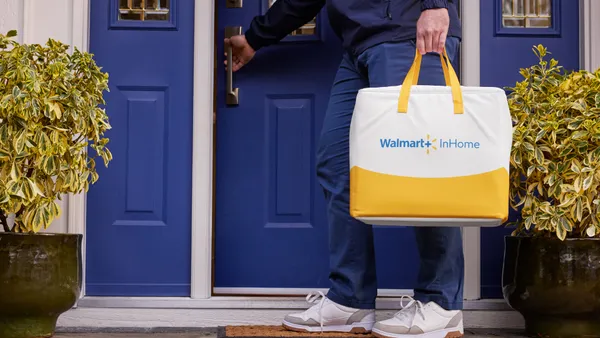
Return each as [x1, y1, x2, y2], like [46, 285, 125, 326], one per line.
[503, 44, 600, 338]
[0, 30, 110, 338]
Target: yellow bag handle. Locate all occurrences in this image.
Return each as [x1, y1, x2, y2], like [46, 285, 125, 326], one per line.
[397, 48, 464, 114]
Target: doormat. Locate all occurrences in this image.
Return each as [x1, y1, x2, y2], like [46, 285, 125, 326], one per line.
[218, 326, 374, 338]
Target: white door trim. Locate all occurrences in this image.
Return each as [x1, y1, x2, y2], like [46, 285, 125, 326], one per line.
[213, 288, 413, 297]
[190, 0, 215, 299]
[64, 0, 90, 300]
[460, 0, 481, 301]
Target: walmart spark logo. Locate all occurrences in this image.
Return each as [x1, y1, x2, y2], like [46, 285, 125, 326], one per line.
[424, 134, 437, 154]
[379, 134, 480, 154]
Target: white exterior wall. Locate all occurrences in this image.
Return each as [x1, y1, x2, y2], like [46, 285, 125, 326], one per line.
[0, 0, 23, 42]
[0, 0, 88, 234]
[582, 0, 600, 72]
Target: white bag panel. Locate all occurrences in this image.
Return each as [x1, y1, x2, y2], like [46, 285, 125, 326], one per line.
[349, 85, 512, 178]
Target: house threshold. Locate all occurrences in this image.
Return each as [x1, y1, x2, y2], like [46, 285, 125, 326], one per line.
[56, 297, 523, 331]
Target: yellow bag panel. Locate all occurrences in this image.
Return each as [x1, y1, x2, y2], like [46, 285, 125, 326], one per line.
[350, 166, 509, 221]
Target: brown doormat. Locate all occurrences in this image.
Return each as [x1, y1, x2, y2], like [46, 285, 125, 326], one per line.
[219, 326, 374, 338]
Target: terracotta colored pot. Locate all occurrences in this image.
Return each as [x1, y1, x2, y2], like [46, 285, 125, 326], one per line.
[503, 236, 600, 337]
[0, 232, 82, 338]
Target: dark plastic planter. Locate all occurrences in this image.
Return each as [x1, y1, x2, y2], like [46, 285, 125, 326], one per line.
[502, 236, 600, 337]
[0, 232, 82, 338]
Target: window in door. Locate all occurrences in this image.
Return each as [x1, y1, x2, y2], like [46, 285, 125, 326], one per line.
[111, 0, 176, 29]
[496, 0, 559, 36]
[267, 0, 319, 38]
[502, 0, 551, 27]
[119, 0, 170, 21]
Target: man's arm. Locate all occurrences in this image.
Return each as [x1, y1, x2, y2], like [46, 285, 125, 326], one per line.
[245, 0, 326, 52]
[417, 0, 450, 55]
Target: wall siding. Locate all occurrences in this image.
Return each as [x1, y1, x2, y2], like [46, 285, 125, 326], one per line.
[0, 0, 82, 234]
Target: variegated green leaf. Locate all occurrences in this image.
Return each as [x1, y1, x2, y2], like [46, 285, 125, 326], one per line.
[507, 45, 600, 240]
[0, 32, 110, 232]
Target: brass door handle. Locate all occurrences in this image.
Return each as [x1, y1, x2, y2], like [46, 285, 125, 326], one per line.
[225, 26, 242, 105]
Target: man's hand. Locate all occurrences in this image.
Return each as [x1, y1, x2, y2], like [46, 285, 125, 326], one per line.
[224, 35, 256, 72]
[416, 8, 450, 55]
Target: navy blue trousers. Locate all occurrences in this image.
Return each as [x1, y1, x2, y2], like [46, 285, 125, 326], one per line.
[316, 37, 465, 311]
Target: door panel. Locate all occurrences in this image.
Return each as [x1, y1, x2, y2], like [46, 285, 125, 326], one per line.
[86, 0, 194, 296]
[215, 2, 427, 291]
[480, 0, 579, 298]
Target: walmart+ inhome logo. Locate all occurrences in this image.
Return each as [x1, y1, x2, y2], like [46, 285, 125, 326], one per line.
[379, 134, 480, 155]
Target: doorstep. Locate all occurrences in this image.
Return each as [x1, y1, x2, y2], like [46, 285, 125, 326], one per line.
[57, 309, 524, 331]
[59, 297, 522, 331]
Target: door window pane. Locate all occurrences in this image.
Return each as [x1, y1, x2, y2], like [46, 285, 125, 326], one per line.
[269, 0, 316, 36]
[502, 0, 552, 28]
[119, 0, 170, 21]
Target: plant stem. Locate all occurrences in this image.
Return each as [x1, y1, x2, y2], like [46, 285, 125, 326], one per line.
[14, 207, 24, 218]
[0, 213, 9, 232]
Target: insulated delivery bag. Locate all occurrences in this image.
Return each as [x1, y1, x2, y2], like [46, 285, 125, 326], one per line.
[349, 49, 513, 227]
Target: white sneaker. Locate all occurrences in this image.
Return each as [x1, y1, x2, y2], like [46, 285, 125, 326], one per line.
[282, 291, 375, 333]
[372, 296, 464, 338]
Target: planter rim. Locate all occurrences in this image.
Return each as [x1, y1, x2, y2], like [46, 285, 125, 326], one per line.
[0, 232, 82, 237]
[505, 235, 600, 241]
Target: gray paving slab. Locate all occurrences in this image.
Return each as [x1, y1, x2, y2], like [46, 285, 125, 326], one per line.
[55, 335, 210, 338]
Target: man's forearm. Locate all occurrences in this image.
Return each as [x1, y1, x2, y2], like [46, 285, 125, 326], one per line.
[421, 0, 449, 11]
[245, 0, 326, 51]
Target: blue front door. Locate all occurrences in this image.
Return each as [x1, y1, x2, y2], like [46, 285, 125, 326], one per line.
[479, 0, 580, 298]
[214, 2, 444, 292]
[86, 0, 194, 296]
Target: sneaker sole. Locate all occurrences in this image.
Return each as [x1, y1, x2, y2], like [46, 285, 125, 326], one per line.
[372, 327, 464, 338]
[282, 320, 374, 333]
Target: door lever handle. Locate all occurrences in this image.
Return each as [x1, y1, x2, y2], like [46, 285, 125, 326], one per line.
[225, 26, 242, 105]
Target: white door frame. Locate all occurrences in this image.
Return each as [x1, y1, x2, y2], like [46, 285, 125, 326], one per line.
[193, 0, 487, 300]
[68, 0, 600, 303]
[459, 0, 481, 301]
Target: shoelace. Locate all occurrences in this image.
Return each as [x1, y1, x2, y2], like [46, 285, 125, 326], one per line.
[397, 295, 427, 323]
[305, 291, 327, 332]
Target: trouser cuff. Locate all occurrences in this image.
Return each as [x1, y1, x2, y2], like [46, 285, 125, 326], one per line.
[414, 294, 463, 310]
[326, 289, 376, 310]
